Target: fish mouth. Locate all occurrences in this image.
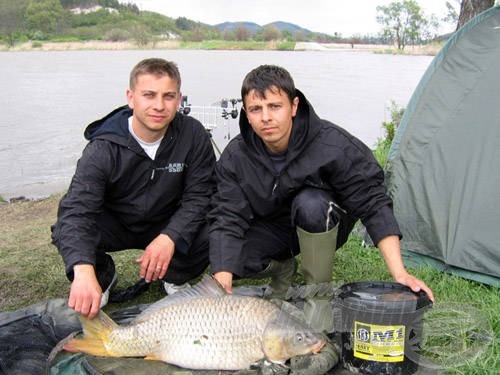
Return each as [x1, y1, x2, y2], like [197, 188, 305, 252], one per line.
[312, 339, 326, 354]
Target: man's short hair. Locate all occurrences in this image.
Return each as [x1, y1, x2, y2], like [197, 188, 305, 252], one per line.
[129, 58, 181, 90]
[241, 64, 296, 104]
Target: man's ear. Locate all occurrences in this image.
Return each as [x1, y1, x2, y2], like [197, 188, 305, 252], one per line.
[126, 88, 134, 109]
[291, 96, 299, 117]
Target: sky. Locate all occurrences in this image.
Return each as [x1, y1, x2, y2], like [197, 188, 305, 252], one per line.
[119, 0, 458, 36]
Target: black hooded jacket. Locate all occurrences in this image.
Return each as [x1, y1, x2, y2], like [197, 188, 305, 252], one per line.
[52, 106, 216, 275]
[208, 90, 401, 276]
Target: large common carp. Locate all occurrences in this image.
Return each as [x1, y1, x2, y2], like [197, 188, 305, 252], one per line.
[63, 274, 325, 370]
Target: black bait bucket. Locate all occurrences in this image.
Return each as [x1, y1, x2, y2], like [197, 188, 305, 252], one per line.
[337, 281, 431, 374]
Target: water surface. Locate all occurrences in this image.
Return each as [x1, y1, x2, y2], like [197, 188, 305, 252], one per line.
[0, 50, 432, 199]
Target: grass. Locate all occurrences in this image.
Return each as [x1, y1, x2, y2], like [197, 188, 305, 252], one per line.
[0, 193, 497, 373]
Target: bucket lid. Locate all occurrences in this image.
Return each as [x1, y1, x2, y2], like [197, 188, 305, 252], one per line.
[338, 281, 431, 313]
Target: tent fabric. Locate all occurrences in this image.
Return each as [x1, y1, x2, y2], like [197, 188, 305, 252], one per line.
[385, 6, 500, 287]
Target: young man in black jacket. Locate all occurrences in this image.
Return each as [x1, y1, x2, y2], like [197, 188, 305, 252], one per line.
[208, 64, 434, 331]
[52, 58, 216, 319]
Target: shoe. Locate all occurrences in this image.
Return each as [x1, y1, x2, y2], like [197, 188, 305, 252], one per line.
[95, 254, 118, 308]
[163, 281, 191, 295]
[109, 278, 150, 303]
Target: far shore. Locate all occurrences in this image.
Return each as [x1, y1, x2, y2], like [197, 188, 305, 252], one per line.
[2, 40, 443, 55]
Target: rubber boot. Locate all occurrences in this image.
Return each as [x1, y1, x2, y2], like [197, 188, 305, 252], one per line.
[248, 257, 297, 300]
[290, 340, 340, 374]
[297, 225, 338, 333]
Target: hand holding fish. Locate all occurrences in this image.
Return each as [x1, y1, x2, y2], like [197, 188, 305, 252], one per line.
[68, 264, 102, 319]
[137, 233, 174, 282]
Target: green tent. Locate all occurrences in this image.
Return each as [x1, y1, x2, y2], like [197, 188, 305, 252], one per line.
[385, 5, 500, 287]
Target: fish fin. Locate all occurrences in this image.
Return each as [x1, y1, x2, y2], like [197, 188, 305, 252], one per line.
[144, 355, 160, 360]
[134, 274, 225, 322]
[63, 311, 118, 357]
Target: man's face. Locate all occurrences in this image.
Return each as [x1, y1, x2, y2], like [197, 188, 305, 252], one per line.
[126, 73, 181, 142]
[243, 87, 298, 153]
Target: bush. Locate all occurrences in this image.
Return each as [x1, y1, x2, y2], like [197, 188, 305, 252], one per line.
[28, 30, 47, 41]
[276, 41, 295, 50]
[130, 24, 152, 47]
[65, 25, 103, 40]
[382, 101, 404, 144]
[373, 101, 405, 166]
[104, 28, 129, 42]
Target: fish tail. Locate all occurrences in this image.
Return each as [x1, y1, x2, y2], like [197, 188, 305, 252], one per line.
[63, 311, 119, 357]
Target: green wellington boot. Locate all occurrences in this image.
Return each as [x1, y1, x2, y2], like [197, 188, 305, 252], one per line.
[297, 225, 338, 333]
[249, 257, 298, 300]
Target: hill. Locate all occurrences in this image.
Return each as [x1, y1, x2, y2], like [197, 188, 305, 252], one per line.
[0, 0, 338, 49]
[215, 21, 263, 35]
[215, 20, 313, 37]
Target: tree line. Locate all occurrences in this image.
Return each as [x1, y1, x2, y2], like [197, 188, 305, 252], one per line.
[0, 0, 496, 49]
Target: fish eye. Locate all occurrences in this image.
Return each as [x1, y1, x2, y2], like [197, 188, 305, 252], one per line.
[295, 333, 304, 342]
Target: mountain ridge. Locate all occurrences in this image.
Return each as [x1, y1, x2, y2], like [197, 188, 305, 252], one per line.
[214, 20, 315, 36]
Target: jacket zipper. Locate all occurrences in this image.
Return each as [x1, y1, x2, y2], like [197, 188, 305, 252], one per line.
[272, 177, 279, 195]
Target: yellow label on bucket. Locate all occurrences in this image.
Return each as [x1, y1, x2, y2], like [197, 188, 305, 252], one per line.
[353, 321, 405, 362]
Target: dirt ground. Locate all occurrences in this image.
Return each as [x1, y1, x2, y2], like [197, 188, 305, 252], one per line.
[0, 195, 59, 232]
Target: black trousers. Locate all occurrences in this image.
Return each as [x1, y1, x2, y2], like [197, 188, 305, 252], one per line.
[238, 187, 357, 278]
[85, 211, 209, 285]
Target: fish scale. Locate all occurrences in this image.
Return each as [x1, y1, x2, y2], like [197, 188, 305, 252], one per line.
[114, 295, 279, 369]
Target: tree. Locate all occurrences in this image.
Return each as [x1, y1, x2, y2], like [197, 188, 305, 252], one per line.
[25, 0, 68, 36]
[456, 0, 494, 29]
[261, 25, 281, 41]
[0, 0, 29, 46]
[234, 25, 249, 41]
[444, 0, 460, 25]
[130, 24, 151, 46]
[175, 16, 194, 31]
[376, 0, 430, 50]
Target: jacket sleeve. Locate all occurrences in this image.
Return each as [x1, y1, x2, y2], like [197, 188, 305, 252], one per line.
[160, 122, 216, 253]
[325, 130, 401, 245]
[51, 140, 111, 278]
[207, 147, 254, 276]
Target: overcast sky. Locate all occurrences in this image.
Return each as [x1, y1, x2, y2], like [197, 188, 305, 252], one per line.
[119, 0, 458, 36]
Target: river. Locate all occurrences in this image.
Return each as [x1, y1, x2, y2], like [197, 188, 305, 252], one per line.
[0, 49, 433, 200]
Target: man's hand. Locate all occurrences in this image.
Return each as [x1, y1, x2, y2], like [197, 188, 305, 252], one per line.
[136, 233, 174, 282]
[394, 272, 435, 303]
[378, 235, 435, 302]
[213, 271, 233, 293]
[68, 264, 102, 319]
